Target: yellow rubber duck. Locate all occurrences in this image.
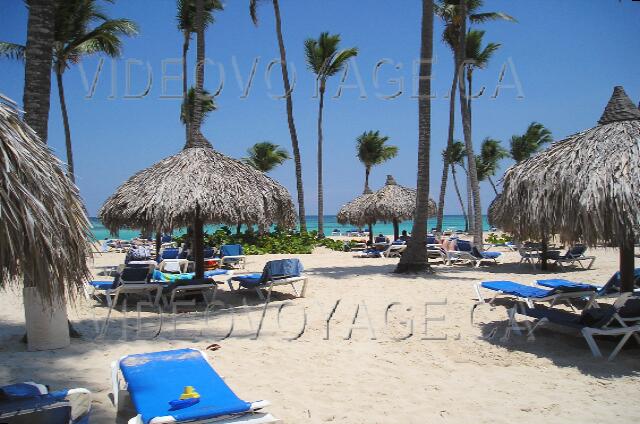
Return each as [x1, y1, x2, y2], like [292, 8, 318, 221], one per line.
[179, 386, 200, 400]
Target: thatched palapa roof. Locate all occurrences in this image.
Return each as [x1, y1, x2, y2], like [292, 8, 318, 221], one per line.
[492, 86, 640, 246]
[337, 175, 436, 226]
[0, 96, 91, 302]
[98, 136, 297, 234]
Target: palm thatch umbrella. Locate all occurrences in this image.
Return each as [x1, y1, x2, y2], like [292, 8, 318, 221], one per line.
[492, 86, 640, 291]
[338, 175, 437, 241]
[337, 187, 375, 241]
[0, 95, 91, 300]
[99, 138, 297, 276]
[365, 175, 436, 240]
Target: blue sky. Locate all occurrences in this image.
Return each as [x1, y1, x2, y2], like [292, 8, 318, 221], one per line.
[1, 0, 639, 217]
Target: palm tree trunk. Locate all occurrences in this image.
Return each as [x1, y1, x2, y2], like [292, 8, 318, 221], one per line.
[316, 82, 325, 237]
[22, 0, 74, 349]
[435, 53, 459, 233]
[620, 233, 635, 292]
[466, 165, 473, 232]
[191, 0, 205, 143]
[368, 223, 373, 245]
[364, 166, 371, 193]
[457, 0, 483, 248]
[396, 0, 433, 273]
[56, 69, 75, 183]
[23, 0, 54, 143]
[392, 219, 400, 241]
[451, 166, 468, 230]
[487, 176, 499, 195]
[182, 31, 190, 143]
[272, 0, 306, 232]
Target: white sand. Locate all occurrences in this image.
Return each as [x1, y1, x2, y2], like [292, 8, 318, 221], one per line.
[1, 247, 639, 423]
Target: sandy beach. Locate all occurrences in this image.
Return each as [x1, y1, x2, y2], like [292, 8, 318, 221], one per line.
[0, 246, 638, 423]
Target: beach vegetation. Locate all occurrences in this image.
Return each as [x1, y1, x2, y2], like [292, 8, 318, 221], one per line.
[243, 141, 290, 173]
[355, 130, 398, 193]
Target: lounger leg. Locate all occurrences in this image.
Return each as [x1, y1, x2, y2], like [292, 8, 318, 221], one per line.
[111, 361, 120, 409]
[290, 283, 299, 297]
[300, 277, 308, 298]
[608, 332, 634, 361]
[526, 317, 548, 340]
[255, 288, 265, 300]
[581, 328, 603, 358]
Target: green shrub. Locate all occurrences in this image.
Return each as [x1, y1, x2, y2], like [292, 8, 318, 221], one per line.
[485, 232, 513, 245]
[171, 228, 345, 255]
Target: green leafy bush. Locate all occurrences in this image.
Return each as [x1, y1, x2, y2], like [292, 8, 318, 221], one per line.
[172, 228, 346, 255]
[485, 232, 513, 245]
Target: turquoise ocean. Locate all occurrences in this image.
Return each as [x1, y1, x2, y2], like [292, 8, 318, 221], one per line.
[89, 215, 492, 240]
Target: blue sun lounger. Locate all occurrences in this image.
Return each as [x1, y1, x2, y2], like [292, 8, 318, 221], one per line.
[537, 268, 640, 306]
[112, 349, 277, 424]
[228, 259, 308, 301]
[0, 382, 91, 423]
[473, 280, 598, 319]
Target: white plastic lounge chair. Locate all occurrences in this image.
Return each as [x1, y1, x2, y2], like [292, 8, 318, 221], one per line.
[509, 293, 640, 360]
[158, 259, 189, 274]
[216, 244, 247, 269]
[383, 242, 406, 258]
[551, 245, 596, 270]
[447, 240, 501, 267]
[0, 382, 91, 424]
[517, 246, 540, 270]
[112, 348, 277, 424]
[227, 259, 308, 301]
[472, 280, 598, 323]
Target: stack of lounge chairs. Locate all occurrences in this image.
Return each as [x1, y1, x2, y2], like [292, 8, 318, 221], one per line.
[473, 268, 640, 360]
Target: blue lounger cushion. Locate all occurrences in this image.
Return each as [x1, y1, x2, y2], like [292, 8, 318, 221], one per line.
[89, 281, 115, 290]
[231, 273, 263, 289]
[480, 281, 595, 299]
[481, 251, 501, 259]
[537, 278, 594, 289]
[120, 349, 251, 424]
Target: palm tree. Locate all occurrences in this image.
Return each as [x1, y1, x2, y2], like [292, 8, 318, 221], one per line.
[433, 0, 514, 233]
[477, 137, 508, 194]
[181, 86, 216, 125]
[2, 1, 138, 183]
[395, 0, 434, 273]
[509, 122, 553, 162]
[464, 30, 500, 115]
[442, 141, 468, 229]
[243, 141, 290, 173]
[176, 0, 223, 142]
[249, 0, 307, 232]
[304, 32, 358, 237]
[356, 130, 398, 193]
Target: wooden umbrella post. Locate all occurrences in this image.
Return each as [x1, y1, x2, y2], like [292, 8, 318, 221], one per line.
[193, 205, 204, 279]
[620, 232, 635, 292]
[393, 219, 400, 241]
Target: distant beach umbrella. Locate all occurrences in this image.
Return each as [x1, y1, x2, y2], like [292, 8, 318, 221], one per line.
[338, 175, 436, 241]
[365, 175, 436, 240]
[492, 86, 640, 291]
[0, 95, 91, 302]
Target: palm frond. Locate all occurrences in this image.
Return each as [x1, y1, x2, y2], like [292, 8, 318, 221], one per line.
[0, 42, 25, 61]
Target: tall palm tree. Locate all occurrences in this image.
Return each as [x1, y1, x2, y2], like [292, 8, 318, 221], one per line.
[176, 0, 223, 142]
[249, 0, 307, 232]
[433, 0, 514, 233]
[477, 137, 508, 194]
[181, 86, 216, 125]
[509, 122, 553, 162]
[442, 141, 468, 229]
[304, 32, 358, 237]
[464, 29, 500, 116]
[355, 130, 398, 193]
[2, 1, 138, 183]
[243, 141, 290, 172]
[395, 0, 434, 273]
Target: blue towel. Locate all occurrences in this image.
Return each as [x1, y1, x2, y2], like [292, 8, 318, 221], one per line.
[232, 273, 263, 289]
[161, 248, 180, 260]
[261, 259, 304, 283]
[119, 349, 251, 424]
[89, 281, 115, 290]
[221, 244, 243, 257]
[481, 251, 501, 259]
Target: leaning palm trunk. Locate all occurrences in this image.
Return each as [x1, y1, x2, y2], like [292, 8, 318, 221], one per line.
[435, 53, 459, 233]
[55, 69, 75, 182]
[457, 1, 483, 247]
[316, 80, 326, 236]
[272, 0, 306, 232]
[466, 168, 473, 232]
[487, 176, 499, 195]
[451, 165, 468, 229]
[396, 0, 433, 273]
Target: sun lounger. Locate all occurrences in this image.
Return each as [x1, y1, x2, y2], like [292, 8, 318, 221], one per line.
[473, 280, 598, 317]
[0, 382, 91, 424]
[510, 293, 640, 360]
[154, 269, 233, 307]
[383, 242, 406, 258]
[228, 258, 308, 301]
[536, 268, 640, 306]
[216, 244, 246, 269]
[354, 248, 383, 258]
[158, 259, 189, 274]
[112, 348, 277, 424]
[551, 245, 596, 270]
[158, 247, 180, 260]
[448, 240, 501, 267]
